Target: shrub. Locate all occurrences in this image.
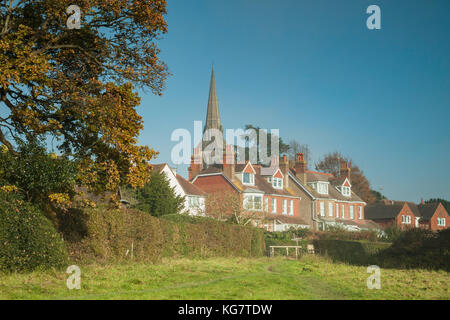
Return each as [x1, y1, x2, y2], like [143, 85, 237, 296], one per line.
[134, 171, 185, 217]
[313, 239, 391, 265]
[318, 225, 379, 242]
[313, 228, 450, 271]
[0, 193, 68, 272]
[381, 225, 404, 242]
[375, 228, 450, 271]
[59, 206, 265, 264]
[0, 140, 77, 210]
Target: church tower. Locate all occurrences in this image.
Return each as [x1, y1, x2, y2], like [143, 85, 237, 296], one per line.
[188, 66, 234, 180]
[201, 66, 226, 169]
[203, 65, 223, 137]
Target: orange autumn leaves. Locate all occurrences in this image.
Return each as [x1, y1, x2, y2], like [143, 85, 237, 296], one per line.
[0, 1, 168, 194]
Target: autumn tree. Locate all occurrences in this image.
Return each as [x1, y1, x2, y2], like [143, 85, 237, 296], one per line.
[0, 0, 169, 193]
[315, 152, 376, 204]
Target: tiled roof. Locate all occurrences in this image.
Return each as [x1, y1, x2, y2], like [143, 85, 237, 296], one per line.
[335, 219, 381, 230]
[253, 174, 298, 197]
[365, 202, 404, 220]
[306, 170, 333, 182]
[260, 166, 278, 176]
[176, 174, 206, 196]
[265, 215, 309, 225]
[235, 164, 247, 173]
[418, 203, 440, 221]
[392, 201, 420, 217]
[289, 168, 363, 202]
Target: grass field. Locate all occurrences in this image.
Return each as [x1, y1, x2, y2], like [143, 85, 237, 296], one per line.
[1, 255, 448, 300]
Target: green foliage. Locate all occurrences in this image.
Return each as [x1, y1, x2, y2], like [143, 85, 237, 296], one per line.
[376, 228, 450, 271]
[371, 189, 387, 201]
[161, 213, 218, 224]
[58, 206, 265, 264]
[314, 228, 450, 271]
[262, 228, 311, 257]
[0, 140, 77, 206]
[313, 239, 391, 265]
[0, 193, 68, 272]
[381, 225, 404, 242]
[134, 171, 185, 217]
[319, 225, 380, 242]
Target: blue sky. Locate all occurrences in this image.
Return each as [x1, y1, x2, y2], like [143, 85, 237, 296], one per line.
[137, 0, 450, 202]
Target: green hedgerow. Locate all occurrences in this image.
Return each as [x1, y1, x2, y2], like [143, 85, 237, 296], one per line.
[0, 193, 68, 272]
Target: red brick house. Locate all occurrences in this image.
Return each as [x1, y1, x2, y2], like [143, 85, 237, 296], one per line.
[365, 200, 420, 230]
[187, 67, 368, 231]
[191, 148, 307, 231]
[418, 202, 449, 231]
[288, 154, 370, 231]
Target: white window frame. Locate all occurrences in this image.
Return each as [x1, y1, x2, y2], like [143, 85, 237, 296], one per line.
[320, 202, 325, 217]
[350, 206, 354, 219]
[358, 206, 363, 220]
[188, 196, 200, 208]
[242, 172, 255, 185]
[273, 177, 283, 189]
[336, 204, 339, 218]
[264, 197, 268, 212]
[342, 186, 351, 197]
[402, 215, 411, 224]
[341, 204, 345, 219]
[289, 200, 294, 216]
[272, 198, 277, 214]
[244, 194, 262, 211]
[437, 218, 446, 226]
[317, 182, 328, 195]
[282, 199, 287, 215]
[328, 202, 333, 217]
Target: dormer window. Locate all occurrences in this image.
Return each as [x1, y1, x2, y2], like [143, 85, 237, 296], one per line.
[317, 182, 328, 195]
[273, 177, 283, 189]
[342, 186, 351, 197]
[243, 172, 255, 185]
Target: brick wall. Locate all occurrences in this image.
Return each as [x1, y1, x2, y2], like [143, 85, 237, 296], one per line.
[395, 204, 416, 230]
[429, 203, 449, 231]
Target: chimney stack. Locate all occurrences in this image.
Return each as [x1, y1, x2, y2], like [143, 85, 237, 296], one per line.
[295, 153, 307, 184]
[223, 144, 235, 181]
[340, 160, 351, 181]
[188, 147, 202, 181]
[279, 154, 289, 189]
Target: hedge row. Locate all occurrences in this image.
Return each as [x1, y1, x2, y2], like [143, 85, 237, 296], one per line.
[59, 207, 265, 264]
[313, 239, 391, 265]
[0, 194, 68, 272]
[375, 229, 450, 271]
[313, 228, 450, 271]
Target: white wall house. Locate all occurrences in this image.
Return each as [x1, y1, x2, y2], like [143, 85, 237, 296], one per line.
[154, 163, 207, 216]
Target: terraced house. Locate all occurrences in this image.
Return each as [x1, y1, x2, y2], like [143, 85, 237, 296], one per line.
[187, 68, 369, 231]
[288, 154, 372, 231]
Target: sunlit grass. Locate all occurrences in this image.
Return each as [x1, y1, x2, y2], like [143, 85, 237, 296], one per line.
[1, 255, 448, 300]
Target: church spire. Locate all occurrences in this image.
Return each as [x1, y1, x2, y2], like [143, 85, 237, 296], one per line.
[204, 65, 223, 134]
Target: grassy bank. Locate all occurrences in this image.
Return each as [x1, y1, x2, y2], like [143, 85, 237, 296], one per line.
[1, 255, 448, 300]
